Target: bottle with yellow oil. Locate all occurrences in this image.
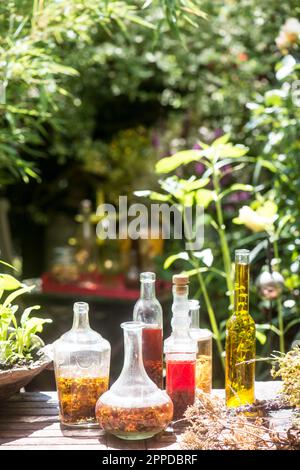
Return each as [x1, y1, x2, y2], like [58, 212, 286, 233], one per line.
[225, 249, 255, 408]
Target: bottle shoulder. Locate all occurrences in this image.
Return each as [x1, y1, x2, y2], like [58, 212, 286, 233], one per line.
[164, 332, 197, 354]
[226, 312, 256, 331]
[54, 327, 111, 352]
[133, 298, 163, 325]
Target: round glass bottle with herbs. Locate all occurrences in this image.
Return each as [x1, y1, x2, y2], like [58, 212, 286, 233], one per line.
[54, 302, 111, 427]
[96, 321, 173, 440]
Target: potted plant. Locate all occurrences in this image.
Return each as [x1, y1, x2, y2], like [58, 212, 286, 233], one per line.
[0, 267, 52, 400]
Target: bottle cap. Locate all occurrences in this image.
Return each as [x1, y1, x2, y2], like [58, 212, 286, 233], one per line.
[235, 249, 250, 264]
[172, 274, 189, 285]
[172, 274, 189, 295]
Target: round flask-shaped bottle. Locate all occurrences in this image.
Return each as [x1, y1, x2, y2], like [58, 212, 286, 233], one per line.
[96, 321, 173, 440]
[53, 302, 111, 427]
[133, 272, 163, 388]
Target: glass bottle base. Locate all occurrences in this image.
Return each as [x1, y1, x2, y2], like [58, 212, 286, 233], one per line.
[109, 430, 162, 440]
[60, 420, 99, 429]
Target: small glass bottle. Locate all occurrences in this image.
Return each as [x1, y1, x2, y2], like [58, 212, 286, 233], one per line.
[133, 272, 163, 388]
[75, 199, 99, 277]
[95, 321, 173, 440]
[189, 300, 213, 393]
[164, 275, 197, 420]
[53, 302, 111, 427]
[225, 249, 256, 408]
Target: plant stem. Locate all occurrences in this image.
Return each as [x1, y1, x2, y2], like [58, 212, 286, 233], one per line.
[195, 267, 225, 369]
[212, 169, 234, 308]
[182, 208, 225, 369]
[273, 239, 285, 353]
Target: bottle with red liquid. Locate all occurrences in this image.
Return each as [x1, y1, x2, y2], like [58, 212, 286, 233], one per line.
[164, 274, 196, 420]
[133, 272, 163, 388]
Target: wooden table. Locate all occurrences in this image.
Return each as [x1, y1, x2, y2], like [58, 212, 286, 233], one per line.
[0, 382, 282, 450]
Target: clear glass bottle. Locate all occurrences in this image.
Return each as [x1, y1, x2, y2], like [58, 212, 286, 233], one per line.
[74, 199, 99, 277]
[50, 246, 79, 284]
[95, 321, 173, 440]
[133, 272, 163, 388]
[164, 275, 197, 420]
[225, 249, 256, 408]
[189, 300, 213, 393]
[53, 302, 111, 427]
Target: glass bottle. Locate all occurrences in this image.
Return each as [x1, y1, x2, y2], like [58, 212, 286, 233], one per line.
[53, 302, 111, 427]
[189, 300, 213, 393]
[124, 240, 140, 289]
[164, 275, 197, 420]
[74, 199, 99, 277]
[133, 272, 163, 388]
[225, 249, 256, 408]
[50, 246, 79, 284]
[95, 321, 173, 440]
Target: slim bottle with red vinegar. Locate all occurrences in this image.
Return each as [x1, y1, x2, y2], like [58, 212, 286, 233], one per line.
[133, 272, 163, 388]
[164, 275, 197, 420]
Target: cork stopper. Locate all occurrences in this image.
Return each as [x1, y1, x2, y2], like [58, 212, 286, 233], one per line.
[172, 274, 189, 295]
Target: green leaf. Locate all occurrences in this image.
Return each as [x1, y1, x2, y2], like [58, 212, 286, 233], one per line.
[255, 330, 267, 345]
[284, 318, 300, 334]
[21, 306, 41, 327]
[182, 266, 226, 278]
[197, 140, 209, 150]
[179, 177, 209, 192]
[212, 133, 230, 146]
[195, 189, 215, 208]
[276, 214, 292, 237]
[0, 260, 16, 270]
[217, 144, 249, 158]
[149, 191, 171, 202]
[219, 184, 254, 200]
[155, 150, 202, 174]
[0, 274, 21, 291]
[163, 251, 190, 269]
[23, 317, 52, 336]
[256, 323, 281, 336]
[134, 190, 151, 197]
[124, 14, 156, 30]
[180, 192, 194, 207]
[44, 63, 79, 77]
[2, 285, 34, 310]
[257, 158, 277, 173]
[276, 55, 296, 80]
[264, 90, 284, 107]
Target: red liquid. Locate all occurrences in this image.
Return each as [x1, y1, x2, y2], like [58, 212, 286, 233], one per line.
[166, 359, 196, 419]
[142, 327, 163, 388]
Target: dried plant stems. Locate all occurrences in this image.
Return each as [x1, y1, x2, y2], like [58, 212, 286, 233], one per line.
[180, 391, 300, 450]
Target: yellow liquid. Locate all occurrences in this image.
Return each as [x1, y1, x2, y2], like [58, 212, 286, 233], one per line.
[196, 354, 212, 393]
[225, 262, 255, 408]
[190, 329, 212, 393]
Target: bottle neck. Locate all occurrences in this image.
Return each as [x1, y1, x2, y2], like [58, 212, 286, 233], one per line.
[189, 301, 200, 329]
[121, 324, 145, 376]
[171, 286, 190, 334]
[172, 286, 189, 316]
[72, 309, 90, 330]
[82, 214, 93, 241]
[140, 280, 155, 300]
[234, 261, 249, 315]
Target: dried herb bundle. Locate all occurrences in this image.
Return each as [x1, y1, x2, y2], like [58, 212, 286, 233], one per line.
[271, 346, 300, 408]
[180, 391, 300, 450]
